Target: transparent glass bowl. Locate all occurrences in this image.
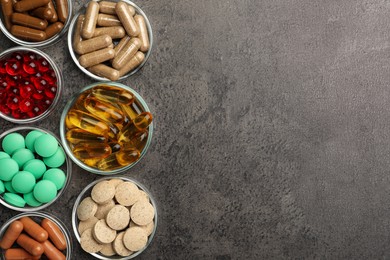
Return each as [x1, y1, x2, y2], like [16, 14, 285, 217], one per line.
[72, 176, 157, 259]
[0, 0, 73, 48]
[60, 81, 153, 175]
[67, 0, 153, 81]
[0, 46, 63, 124]
[0, 212, 73, 259]
[0, 126, 72, 212]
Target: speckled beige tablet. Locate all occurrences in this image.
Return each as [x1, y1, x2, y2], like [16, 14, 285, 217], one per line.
[130, 200, 155, 226]
[138, 190, 150, 202]
[123, 226, 147, 251]
[100, 242, 116, 256]
[80, 228, 103, 253]
[108, 178, 124, 187]
[106, 205, 130, 230]
[78, 216, 99, 234]
[91, 180, 116, 204]
[77, 197, 98, 221]
[95, 199, 116, 219]
[93, 219, 117, 244]
[130, 220, 154, 236]
[113, 231, 133, 257]
[115, 181, 141, 206]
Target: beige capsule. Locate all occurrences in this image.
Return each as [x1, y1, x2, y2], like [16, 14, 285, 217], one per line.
[88, 64, 120, 81]
[115, 1, 139, 37]
[97, 14, 121, 27]
[73, 15, 84, 50]
[134, 15, 150, 52]
[112, 38, 141, 69]
[79, 47, 115, 68]
[98, 1, 116, 15]
[81, 1, 99, 39]
[45, 21, 64, 39]
[113, 35, 130, 58]
[75, 34, 112, 55]
[118, 51, 144, 76]
[93, 26, 125, 39]
[47, 1, 58, 23]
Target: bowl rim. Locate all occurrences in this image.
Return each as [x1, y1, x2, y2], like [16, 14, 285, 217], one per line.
[0, 0, 73, 48]
[67, 0, 153, 81]
[59, 81, 153, 175]
[71, 176, 158, 260]
[0, 126, 72, 212]
[0, 211, 73, 260]
[0, 46, 64, 124]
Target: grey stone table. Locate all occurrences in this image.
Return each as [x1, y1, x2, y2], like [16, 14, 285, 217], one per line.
[2, 0, 390, 259]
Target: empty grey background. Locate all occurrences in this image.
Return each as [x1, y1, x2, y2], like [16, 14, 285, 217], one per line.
[1, 0, 390, 259]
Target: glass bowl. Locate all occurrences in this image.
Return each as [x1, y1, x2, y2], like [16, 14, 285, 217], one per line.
[0, 126, 72, 212]
[72, 176, 157, 259]
[0, 212, 72, 259]
[0, 0, 73, 48]
[67, 0, 153, 81]
[60, 81, 153, 175]
[0, 46, 63, 124]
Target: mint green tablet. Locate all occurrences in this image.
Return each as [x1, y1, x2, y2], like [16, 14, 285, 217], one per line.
[2, 133, 25, 155]
[43, 168, 66, 190]
[0, 152, 10, 160]
[3, 193, 26, 207]
[0, 180, 4, 194]
[34, 134, 58, 157]
[33, 180, 57, 203]
[25, 130, 44, 152]
[23, 159, 47, 179]
[4, 181, 15, 193]
[43, 146, 65, 168]
[12, 148, 35, 168]
[0, 158, 19, 181]
[24, 192, 43, 207]
[12, 171, 36, 194]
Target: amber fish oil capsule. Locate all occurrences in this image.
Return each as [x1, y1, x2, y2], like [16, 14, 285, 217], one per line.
[81, 0, 99, 39]
[66, 128, 107, 144]
[67, 109, 110, 136]
[116, 146, 140, 166]
[115, 1, 139, 37]
[72, 143, 112, 160]
[91, 86, 134, 104]
[85, 96, 125, 124]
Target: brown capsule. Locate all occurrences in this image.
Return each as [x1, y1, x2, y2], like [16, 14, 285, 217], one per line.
[88, 64, 120, 81]
[75, 34, 112, 55]
[73, 15, 84, 50]
[113, 35, 130, 57]
[41, 218, 67, 251]
[93, 26, 125, 39]
[19, 217, 48, 242]
[1, 0, 13, 30]
[119, 51, 145, 76]
[55, 0, 68, 23]
[115, 1, 139, 36]
[99, 1, 116, 15]
[14, 0, 50, 12]
[82, 1, 99, 39]
[42, 240, 66, 260]
[4, 248, 41, 260]
[112, 38, 141, 69]
[47, 1, 58, 23]
[45, 21, 64, 39]
[11, 13, 48, 30]
[78, 47, 115, 68]
[10, 25, 46, 42]
[16, 234, 44, 257]
[97, 13, 121, 27]
[0, 220, 23, 250]
[135, 15, 150, 52]
[31, 7, 53, 20]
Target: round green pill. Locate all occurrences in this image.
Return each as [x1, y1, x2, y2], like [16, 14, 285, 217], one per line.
[12, 171, 36, 194]
[0, 152, 10, 160]
[0, 158, 19, 181]
[43, 168, 66, 190]
[23, 159, 47, 179]
[43, 146, 65, 168]
[4, 181, 15, 193]
[12, 148, 35, 168]
[33, 180, 57, 203]
[2, 133, 25, 155]
[24, 192, 43, 207]
[0, 180, 4, 194]
[25, 130, 44, 152]
[34, 134, 58, 157]
[3, 193, 26, 207]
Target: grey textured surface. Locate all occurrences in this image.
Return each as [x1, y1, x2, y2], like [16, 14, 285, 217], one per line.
[1, 0, 390, 259]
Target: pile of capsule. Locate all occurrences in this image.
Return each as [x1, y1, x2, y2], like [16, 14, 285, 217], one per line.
[0, 0, 69, 42]
[1, 216, 67, 259]
[73, 0, 150, 81]
[65, 85, 153, 171]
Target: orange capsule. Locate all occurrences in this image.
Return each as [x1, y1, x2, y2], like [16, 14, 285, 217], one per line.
[19, 217, 48, 242]
[42, 240, 66, 260]
[41, 218, 67, 251]
[16, 234, 44, 257]
[4, 248, 41, 260]
[0, 220, 23, 250]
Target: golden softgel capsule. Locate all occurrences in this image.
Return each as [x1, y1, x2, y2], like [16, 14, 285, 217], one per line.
[118, 112, 152, 144]
[66, 128, 107, 145]
[116, 146, 140, 166]
[67, 109, 110, 137]
[91, 86, 134, 104]
[72, 143, 112, 160]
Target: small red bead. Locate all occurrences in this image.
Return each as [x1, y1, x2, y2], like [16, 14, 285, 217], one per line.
[6, 61, 22, 76]
[6, 95, 20, 110]
[23, 60, 38, 74]
[37, 58, 50, 72]
[19, 98, 33, 112]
